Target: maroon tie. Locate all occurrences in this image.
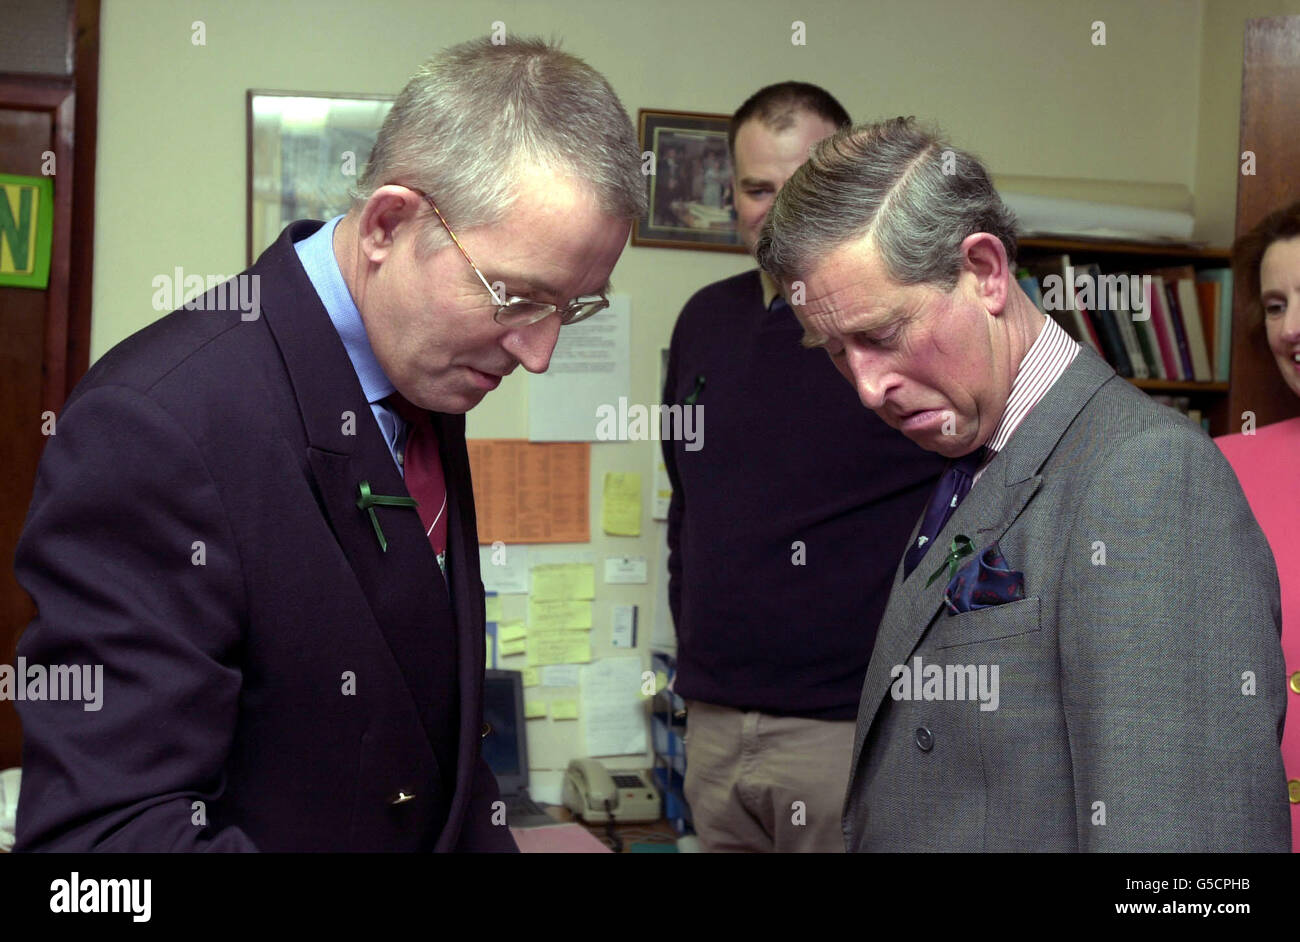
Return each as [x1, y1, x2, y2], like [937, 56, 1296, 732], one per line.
[386, 393, 448, 573]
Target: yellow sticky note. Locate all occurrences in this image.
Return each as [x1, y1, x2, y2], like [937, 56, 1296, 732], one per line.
[550, 699, 579, 720]
[486, 636, 493, 663]
[524, 698, 546, 719]
[499, 637, 526, 657]
[601, 472, 642, 536]
[484, 595, 504, 622]
[522, 667, 539, 688]
[530, 563, 596, 601]
[655, 670, 667, 694]
[526, 631, 592, 666]
[528, 599, 592, 630]
[498, 621, 527, 643]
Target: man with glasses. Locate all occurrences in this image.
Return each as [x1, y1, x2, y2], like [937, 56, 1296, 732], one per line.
[12, 37, 643, 852]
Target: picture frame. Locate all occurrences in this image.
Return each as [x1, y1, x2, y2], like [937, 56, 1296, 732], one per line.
[246, 90, 395, 265]
[631, 109, 747, 254]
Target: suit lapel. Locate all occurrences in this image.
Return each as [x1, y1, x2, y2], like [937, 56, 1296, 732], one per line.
[847, 344, 1118, 787]
[850, 465, 1042, 756]
[254, 222, 455, 750]
[430, 409, 489, 850]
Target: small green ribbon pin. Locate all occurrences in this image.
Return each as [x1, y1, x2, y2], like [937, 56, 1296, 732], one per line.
[684, 374, 705, 405]
[356, 480, 418, 552]
[926, 534, 974, 588]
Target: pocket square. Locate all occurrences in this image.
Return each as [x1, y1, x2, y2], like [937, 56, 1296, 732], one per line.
[943, 541, 1025, 615]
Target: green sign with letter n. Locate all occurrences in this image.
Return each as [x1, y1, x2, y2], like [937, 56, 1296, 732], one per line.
[0, 173, 54, 289]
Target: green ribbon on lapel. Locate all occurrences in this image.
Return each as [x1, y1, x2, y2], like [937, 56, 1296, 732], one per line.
[926, 534, 974, 588]
[356, 479, 418, 553]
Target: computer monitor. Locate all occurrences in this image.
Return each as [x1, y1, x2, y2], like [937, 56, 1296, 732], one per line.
[482, 669, 529, 796]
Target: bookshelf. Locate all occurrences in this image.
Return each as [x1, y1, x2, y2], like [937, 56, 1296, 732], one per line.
[1021, 236, 1229, 261]
[1018, 237, 1234, 435]
[1132, 379, 1229, 394]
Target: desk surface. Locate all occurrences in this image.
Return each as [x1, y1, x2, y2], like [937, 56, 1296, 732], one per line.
[531, 805, 680, 853]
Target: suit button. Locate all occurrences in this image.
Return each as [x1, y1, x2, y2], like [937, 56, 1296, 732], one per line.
[1290, 672, 1300, 695]
[914, 727, 934, 752]
[481, 722, 492, 738]
[1289, 780, 1300, 804]
[388, 789, 417, 806]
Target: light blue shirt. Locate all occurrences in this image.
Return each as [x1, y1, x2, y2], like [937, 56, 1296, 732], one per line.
[294, 217, 450, 580]
[293, 216, 410, 476]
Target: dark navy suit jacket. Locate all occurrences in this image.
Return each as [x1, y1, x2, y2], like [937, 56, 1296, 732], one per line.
[13, 221, 517, 852]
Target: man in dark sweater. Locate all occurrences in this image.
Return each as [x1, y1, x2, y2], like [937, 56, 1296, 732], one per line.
[661, 83, 945, 852]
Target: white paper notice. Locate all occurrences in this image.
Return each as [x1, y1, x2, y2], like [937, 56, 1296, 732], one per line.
[611, 605, 637, 648]
[582, 656, 648, 757]
[528, 547, 596, 567]
[527, 295, 631, 442]
[541, 664, 581, 687]
[652, 458, 672, 520]
[604, 556, 648, 584]
[478, 544, 530, 594]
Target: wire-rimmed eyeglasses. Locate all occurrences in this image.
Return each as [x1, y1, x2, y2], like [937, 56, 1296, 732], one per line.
[393, 184, 611, 327]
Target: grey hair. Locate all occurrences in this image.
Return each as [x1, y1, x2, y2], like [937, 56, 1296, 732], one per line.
[354, 36, 646, 253]
[755, 117, 1018, 290]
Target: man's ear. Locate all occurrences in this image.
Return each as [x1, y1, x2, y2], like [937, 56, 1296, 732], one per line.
[357, 185, 423, 264]
[960, 232, 1010, 316]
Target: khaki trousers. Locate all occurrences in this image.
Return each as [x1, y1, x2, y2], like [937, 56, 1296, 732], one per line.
[682, 699, 855, 852]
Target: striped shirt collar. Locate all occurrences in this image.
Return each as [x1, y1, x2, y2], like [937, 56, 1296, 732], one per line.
[974, 314, 1079, 481]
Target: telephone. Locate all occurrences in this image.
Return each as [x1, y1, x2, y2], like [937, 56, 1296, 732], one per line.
[562, 759, 660, 823]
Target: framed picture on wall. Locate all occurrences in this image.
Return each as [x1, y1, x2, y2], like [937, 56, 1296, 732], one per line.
[246, 90, 395, 265]
[631, 109, 746, 253]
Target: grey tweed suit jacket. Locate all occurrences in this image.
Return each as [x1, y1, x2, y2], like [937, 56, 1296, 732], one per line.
[842, 344, 1289, 852]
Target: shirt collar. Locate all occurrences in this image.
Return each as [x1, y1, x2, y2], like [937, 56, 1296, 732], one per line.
[293, 215, 395, 406]
[982, 314, 1081, 459]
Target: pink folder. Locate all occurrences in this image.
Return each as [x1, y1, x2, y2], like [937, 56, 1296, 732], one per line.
[510, 822, 614, 853]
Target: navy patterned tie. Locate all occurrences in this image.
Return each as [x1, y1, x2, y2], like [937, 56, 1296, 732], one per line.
[902, 447, 986, 579]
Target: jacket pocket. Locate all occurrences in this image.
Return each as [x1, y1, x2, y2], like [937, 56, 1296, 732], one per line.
[347, 724, 440, 851]
[936, 596, 1041, 649]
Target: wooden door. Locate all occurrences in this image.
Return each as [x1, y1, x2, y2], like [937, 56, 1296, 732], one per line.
[0, 0, 98, 771]
[0, 80, 76, 770]
[1228, 16, 1300, 432]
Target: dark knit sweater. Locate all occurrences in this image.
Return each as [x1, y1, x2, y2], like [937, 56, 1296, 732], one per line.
[662, 270, 946, 720]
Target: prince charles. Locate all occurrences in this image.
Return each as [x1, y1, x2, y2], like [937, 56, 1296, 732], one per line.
[755, 118, 1289, 852]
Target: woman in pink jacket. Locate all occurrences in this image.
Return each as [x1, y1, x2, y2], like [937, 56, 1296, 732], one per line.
[1217, 199, 1300, 852]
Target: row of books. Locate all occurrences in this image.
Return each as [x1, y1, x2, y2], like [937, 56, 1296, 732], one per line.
[1017, 255, 1234, 383]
